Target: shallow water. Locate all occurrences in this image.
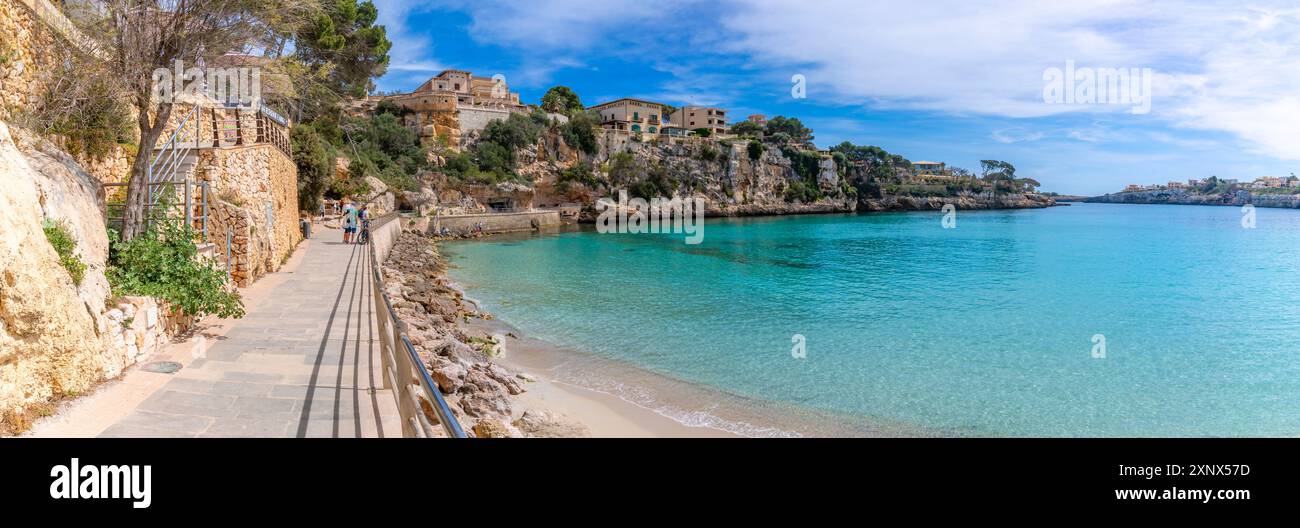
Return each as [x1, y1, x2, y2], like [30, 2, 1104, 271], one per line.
[445, 203, 1300, 437]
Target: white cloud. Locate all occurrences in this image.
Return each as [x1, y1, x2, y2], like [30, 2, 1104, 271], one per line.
[372, 0, 443, 75]
[717, 0, 1300, 160]
[992, 127, 1046, 144]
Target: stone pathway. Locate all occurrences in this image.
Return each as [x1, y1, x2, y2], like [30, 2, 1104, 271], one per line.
[97, 225, 401, 438]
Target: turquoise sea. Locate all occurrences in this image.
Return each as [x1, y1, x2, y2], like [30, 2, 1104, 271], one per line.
[444, 203, 1300, 437]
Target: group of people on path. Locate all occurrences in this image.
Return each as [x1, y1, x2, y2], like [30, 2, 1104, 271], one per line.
[335, 197, 369, 244]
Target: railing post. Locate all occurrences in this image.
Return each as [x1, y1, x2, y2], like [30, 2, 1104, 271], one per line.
[201, 182, 209, 243]
[226, 230, 232, 278]
[184, 178, 192, 229]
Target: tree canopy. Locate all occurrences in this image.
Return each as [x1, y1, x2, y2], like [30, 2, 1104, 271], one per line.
[540, 86, 583, 115]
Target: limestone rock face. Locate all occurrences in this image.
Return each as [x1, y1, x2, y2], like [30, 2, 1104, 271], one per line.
[512, 130, 861, 217]
[12, 128, 111, 322]
[362, 175, 395, 215]
[0, 122, 181, 433]
[858, 192, 1055, 212]
[0, 121, 106, 427]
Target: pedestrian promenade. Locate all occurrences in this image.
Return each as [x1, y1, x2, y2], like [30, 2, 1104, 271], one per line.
[34, 225, 401, 437]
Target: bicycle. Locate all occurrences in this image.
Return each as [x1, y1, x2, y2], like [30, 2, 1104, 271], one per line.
[359, 218, 371, 245]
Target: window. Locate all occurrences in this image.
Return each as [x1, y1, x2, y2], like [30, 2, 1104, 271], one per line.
[634, 112, 640, 120]
[632, 124, 642, 132]
[649, 126, 658, 133]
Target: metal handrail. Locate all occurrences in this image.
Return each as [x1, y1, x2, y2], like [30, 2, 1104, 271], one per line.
[368, 216, 467, 438]
[147, 105, 201, 209]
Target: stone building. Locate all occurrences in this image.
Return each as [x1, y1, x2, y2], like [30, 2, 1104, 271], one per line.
[378, 69, 528, 148]
[671, 106, 729, 135]
[589, 98, 675, 135]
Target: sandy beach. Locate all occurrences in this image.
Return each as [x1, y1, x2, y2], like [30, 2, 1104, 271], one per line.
[458, 313, 926, 438]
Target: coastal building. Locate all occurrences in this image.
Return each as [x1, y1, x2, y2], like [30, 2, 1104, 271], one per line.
[747, 114, 767, 126]
[1188, 178, 1203, 187]
[1167, 181, 1186, 189]
[1124, 184, 1143, 192]
[671, 106, 729, 135]
[912, 161, 947, 176]
[379, 69, 528, 147]
[1254, 177, 1282, 188]
[590, 98, 675, 135]
[661, 125, 691, 137]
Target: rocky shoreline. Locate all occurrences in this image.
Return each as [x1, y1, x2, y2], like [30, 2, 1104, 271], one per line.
[858, 192, 1055, 212]
[1087, 189, 1300, 208]
[573, 192, 1054, 223]
[380, 230, 591, 437]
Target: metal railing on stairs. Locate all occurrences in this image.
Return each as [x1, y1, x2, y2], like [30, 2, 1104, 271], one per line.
[149, 105, 202, 210]
[368, 215, 467, 438]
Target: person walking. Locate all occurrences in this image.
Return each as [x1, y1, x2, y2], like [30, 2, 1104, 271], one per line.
[342, 199, 358, 244]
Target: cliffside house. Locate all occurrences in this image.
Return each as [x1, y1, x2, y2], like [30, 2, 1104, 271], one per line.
[913, 161, 947, 176]
[590, 98, 676, 135]
[379, 69, 528, 145]
[1124, 184, 1144, 192]
[671, 106, 729, 135]
[747, 114, 767, 125]
[1251, 177, 1283, 189]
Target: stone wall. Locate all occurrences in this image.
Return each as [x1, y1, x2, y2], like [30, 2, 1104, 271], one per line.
[458, 106, 514, 136]
[0, 0, 70, 118]
[430, 211, 561, 235]
[197, 143, 301, 287]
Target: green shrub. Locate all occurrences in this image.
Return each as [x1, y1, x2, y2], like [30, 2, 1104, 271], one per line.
[338, 112, 426, 192]
[607, 152, 639, 185]
[561, 111, 600, 155]
[558, 161, 600, 188]
[628, 164, 678, 200]
[107, 220, 244, 319]
[692, 128, 712, 138]
[43, 219, 86, 286]
[292, 124, 334, 210]
[784, 180, 822, 203]
[699, 145, 720, 162]
[747, 140, 765, 160]
[730, 121, 763, 138]
[781, 146, 822, 181]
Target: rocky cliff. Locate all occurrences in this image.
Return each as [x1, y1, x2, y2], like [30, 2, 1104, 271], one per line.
[859, 191, 1055, 212]
[1087, 189, 1300, 208]
[0, 122, 178, 434]
[438, 128, 1050, 218]
[530, 131, 857, 216]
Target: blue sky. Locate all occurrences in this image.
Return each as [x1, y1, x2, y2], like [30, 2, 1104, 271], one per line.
[371, 0, 1300, 196]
